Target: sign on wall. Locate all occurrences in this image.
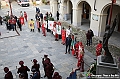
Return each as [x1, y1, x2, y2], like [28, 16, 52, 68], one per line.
[92, 14, 98, 21]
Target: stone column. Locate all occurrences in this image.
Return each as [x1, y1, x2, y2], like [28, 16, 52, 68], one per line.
[51, 0, 58, 18]
[72, 7, 82, 27]
[76, 8, 82, 26]
[67, 0, 70, 14]
[59, 1, 67, 20]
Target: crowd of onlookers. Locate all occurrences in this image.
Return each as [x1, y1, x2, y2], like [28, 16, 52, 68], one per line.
[4, 55, 62, 79]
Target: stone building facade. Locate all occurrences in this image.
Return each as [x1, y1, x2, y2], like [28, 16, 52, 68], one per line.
[50, 0, 120, 37]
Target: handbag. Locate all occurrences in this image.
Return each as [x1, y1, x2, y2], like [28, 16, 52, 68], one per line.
[19, 73, 25, 78]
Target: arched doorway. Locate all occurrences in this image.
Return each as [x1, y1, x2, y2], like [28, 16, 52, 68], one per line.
[63, 0, 73, 23]
[101, 4, 120, 33]
[99, 3, 120, 48]
[77, 1, 91, 29]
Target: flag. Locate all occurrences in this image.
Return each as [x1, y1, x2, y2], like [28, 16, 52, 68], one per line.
[56, 25, 61, 35]
[48, 21, 54, 30]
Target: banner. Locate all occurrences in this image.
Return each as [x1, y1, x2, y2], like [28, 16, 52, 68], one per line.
[44, 21, 47, 28]
[56, 25, 61, 35]
[48, 21, 54, 30]
[53, 25, 56, 35]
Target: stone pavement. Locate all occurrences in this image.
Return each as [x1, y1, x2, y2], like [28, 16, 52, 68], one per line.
[0, 3, 119, 79]
[0, 10, 96, 79]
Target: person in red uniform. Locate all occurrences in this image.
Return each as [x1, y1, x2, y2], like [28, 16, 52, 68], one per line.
[52, 72, 62, 79]
[42, 55, 51, 78]
[4, 67, 13, 79]
[96, 40, 102, 57]
[45, 62, 54, 79]
[9, 17, 16, 31]
[24, 11, 27, 22]
[19, 16, 25, 25]
[42, 23, 46, 36]
[31, 59, 40, 79]
[77, 52, 84, 72]
[61, 27, 66, 45]
[74, 41, 79, 57]
[78, 42, 84, 57]
[17, 61, 30, 79]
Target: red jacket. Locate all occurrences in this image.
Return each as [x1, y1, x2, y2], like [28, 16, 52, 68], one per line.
[96, 43, 102, 56]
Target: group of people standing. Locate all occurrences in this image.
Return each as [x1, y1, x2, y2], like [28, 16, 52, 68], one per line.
[86, 29, 94, 46]
[61, 26, 103, 72]
[4, 55, 62, 79]
[3, 10, 28, 31]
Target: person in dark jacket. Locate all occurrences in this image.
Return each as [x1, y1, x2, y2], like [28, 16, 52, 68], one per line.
[65, 35, 72, 54]
[40, 13, 43, 21]
[45, 62, 54, 79]
[56, 11, 60, 21]
[31, 68, 39, 79]
[4, 67, 13, 79]
[89, 29, 94, 45]
[52, 72, 62, 79]
[42, 55, 51, 78]
[17, 61, 30, 79]
[86, 30, 91, 46]
[17, 18, 22, 31]
[31, 59, 40, 79]
[6, 20, 11, 30]
[0, 16, 2, 25]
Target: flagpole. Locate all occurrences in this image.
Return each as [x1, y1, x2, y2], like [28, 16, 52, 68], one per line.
[9, 0, 13, 16]
[107, 0, 114, 25]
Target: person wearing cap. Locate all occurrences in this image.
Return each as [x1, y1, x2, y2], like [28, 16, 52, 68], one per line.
[31, 59, 40, 79]
[42, 55, 51, 77]
[17, 61, 30, 79]
[4, 67, 13, 79]
[45, 62, 54, 79]
[52, 72, 62, 79]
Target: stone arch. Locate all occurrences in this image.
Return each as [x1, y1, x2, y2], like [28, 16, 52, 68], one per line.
[100, 3, 120, 34]
[76, 1, 91, 28]
[62, 0, 73, 23]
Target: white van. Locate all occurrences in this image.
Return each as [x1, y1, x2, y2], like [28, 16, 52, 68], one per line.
[17, 0, 30, 7]
[36, 0, 40, 5]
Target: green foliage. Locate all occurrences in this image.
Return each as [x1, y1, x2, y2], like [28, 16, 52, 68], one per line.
[42, 0, 45, 3]
[45, 16, 54, 21]
[49, 17, 54, 21]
